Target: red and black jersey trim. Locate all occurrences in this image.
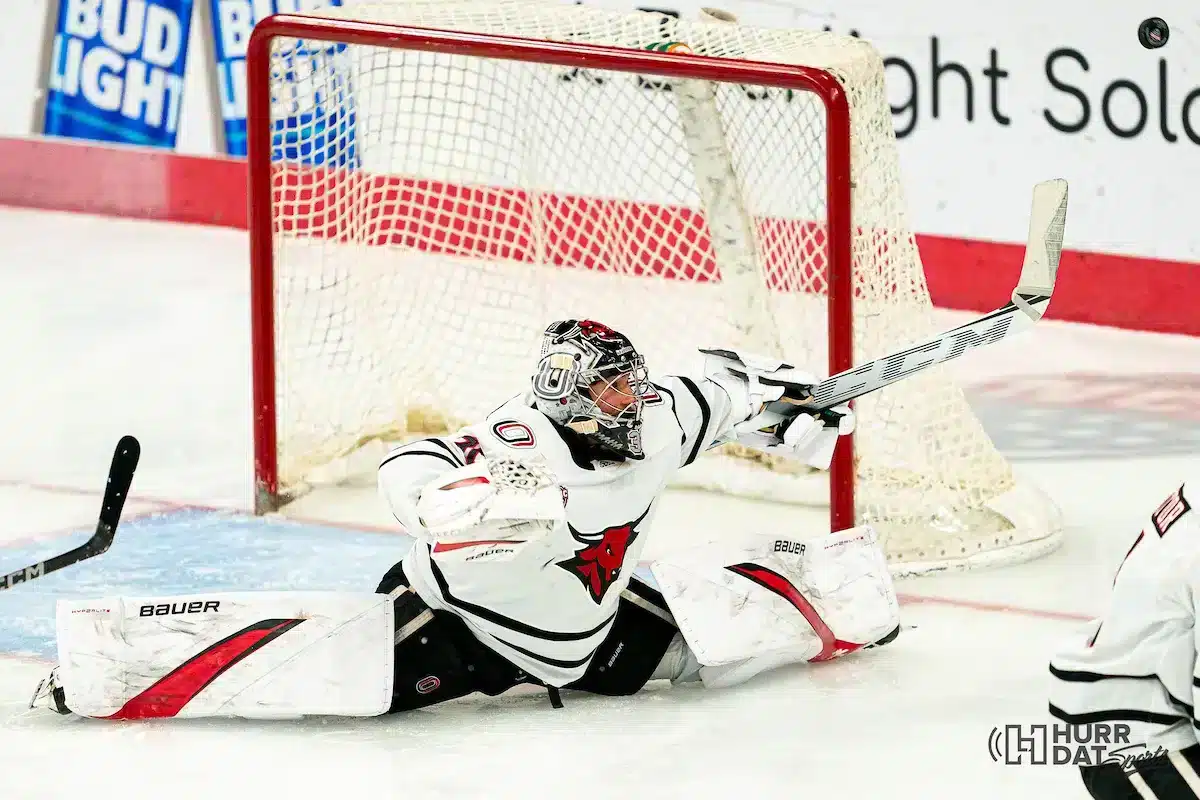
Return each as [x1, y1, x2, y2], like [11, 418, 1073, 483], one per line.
[381, 447, 459, 470]
[1050, 664, 1159, 683]
[422, 437, 467, 466]
[427, 547, 616, 641]
[1152, 484, 1191, 536]
[651, 382, 686, 452]
[676, 377, 711, 467]
[1049, 703, 1189, 729]
[101, 618, 305, 720]
[1050, 664, 1197, 724]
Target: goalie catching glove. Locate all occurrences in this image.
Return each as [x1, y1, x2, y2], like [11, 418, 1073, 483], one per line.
[412, 457, 566, 561]
[701, 348, 854, 471]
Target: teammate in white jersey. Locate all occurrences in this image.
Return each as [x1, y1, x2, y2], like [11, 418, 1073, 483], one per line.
[1050, 478, 1200, 799]
[35, 320, 900, 721]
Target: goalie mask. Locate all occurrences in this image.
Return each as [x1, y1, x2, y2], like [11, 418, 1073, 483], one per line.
[531, 320, 649, 460]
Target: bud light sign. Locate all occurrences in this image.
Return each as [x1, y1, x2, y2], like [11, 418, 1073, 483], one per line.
[209, 0, 357, 167]
[43, 0, 194, 148]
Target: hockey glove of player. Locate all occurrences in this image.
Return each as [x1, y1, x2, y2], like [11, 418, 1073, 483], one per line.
[755, 404, 854, 471]
[701, 348, 854, 471]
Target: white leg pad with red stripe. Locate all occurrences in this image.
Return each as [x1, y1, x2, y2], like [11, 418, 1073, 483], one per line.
[55, 591, 395, 719]
[648, 526, 899, 689]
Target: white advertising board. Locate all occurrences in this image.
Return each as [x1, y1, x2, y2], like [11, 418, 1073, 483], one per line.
[586, 0, 1200, 261]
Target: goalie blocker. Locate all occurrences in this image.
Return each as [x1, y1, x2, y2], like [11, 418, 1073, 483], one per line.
[41, 526, 899, 719]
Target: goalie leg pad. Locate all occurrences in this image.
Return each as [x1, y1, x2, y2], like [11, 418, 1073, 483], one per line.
[56, 590, 396, 719]
[648, 526, 899, 689]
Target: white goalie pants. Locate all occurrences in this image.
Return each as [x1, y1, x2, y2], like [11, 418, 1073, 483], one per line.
[648, 525, 900, 689]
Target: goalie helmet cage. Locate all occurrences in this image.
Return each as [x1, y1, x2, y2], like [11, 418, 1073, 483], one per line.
[246, 3, 1064, 576]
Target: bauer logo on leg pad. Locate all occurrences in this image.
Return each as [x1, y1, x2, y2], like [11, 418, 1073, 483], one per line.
[773, 540, 806, 555]
[139, 600, 221, 617]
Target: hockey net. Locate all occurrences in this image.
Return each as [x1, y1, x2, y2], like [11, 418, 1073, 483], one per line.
[248, 0, 1063, 575]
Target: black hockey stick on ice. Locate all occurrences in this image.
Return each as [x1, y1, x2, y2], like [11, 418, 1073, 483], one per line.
[712, 179, 1069, 421]
[0, 435, 140, 590]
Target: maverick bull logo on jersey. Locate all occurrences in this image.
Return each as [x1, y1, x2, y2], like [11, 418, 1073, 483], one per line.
[557, 507, 652, 603]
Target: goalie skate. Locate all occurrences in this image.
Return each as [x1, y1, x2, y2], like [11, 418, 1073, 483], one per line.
[29, 667, 70, 715]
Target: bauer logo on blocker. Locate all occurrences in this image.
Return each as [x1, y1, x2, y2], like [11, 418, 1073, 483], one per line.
[43, 0, 194, 148]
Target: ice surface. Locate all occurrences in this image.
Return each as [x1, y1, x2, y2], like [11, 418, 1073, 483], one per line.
[2, 207, 1199, 798]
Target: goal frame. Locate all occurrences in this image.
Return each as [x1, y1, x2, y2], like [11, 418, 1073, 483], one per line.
[245, 12, 855, 523]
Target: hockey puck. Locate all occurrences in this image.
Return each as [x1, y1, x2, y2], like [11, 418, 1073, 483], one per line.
[1138, 17, 1169, 49]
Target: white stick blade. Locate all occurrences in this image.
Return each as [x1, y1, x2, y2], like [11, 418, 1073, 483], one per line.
[1014, 178, 1068, 304]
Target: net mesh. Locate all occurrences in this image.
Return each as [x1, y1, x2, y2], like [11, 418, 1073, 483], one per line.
[258, 0, 1062, 573]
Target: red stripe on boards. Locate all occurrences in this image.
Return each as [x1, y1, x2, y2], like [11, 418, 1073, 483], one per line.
[0, 135, 1194, 336]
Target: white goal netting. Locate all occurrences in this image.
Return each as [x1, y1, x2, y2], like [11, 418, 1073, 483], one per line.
[254, 0, 1062, 574]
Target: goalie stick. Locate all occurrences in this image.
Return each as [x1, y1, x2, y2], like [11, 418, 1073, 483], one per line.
[712, 178, 1069, 421]
[0, 435, 140, 590]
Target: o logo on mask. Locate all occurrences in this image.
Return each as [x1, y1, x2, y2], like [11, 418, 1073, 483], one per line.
[493, 421, 536, 448]
[533, 354, 578, 401]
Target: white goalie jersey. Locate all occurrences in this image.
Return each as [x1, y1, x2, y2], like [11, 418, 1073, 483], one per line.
[1049, 476, 1200, 756]
[379, 375, 746, 687]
